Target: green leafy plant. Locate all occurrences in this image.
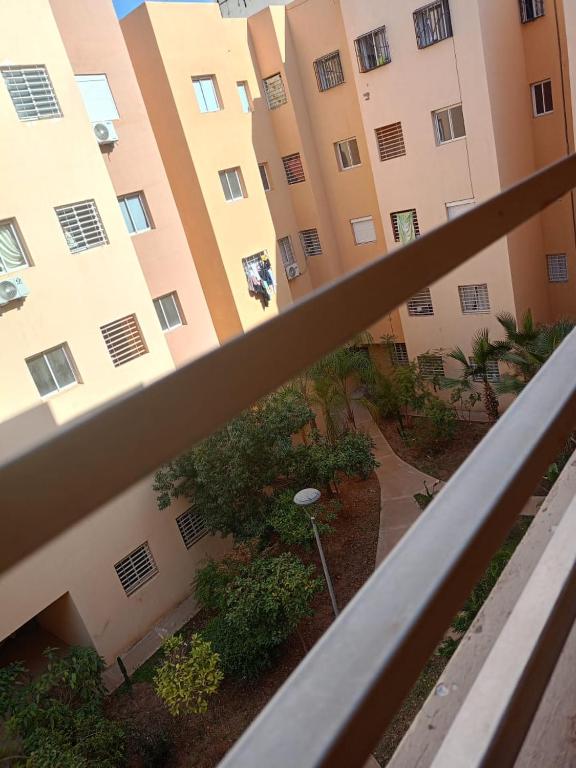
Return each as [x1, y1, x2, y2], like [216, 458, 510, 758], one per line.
[268, 490, 335, 547]
[0, 646, 124, 768]
[153, 634, 223, 716]
[413, 397, 457, 451]
[413, 480, 441, 511]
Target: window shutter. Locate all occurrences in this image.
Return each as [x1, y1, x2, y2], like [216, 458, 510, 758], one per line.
[75, 75, 119, 122]
[376, 123, 406, 161]
[351, 217, 377, 244]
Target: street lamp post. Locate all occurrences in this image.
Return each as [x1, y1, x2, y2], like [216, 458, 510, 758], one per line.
[293, 488, 339, 618]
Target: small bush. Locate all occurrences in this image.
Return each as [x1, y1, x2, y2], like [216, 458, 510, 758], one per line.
[269, 490, 335, 547]
[336, 431, 378, 479]
[413, 397, 457, 451]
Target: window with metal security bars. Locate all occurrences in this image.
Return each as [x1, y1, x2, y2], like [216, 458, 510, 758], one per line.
[282, 153, 305, 185]
[407, 289, 434, 316]
[414, 1, 453, 49]
[391, 342, 409, 367]
[278, 236, 296, 268]
[547, 254, 568, 282]
[259, 163, 271, 191]
[418, 354, 444, 378]
[0, 220, 29, 273]
[114, 542, 157, 596]
[263, 73, 287, 109]
[299, 229, 322, 257]
[532, 79, 553, 116]
[458, 284, 490, 314]
[176, 508, 208, 549]
[1, 65, 62, 121]
[354, 26, 391, 73]
[335, 138, 361, 170]
[101, 314, 148, 367]
[391, 210, 420, 243]
[520, 0, 544, 22]
[154, 292, 183, 332]
[314, 51, 345, 92]
[376, 123, 406, 161]
[433, 104, 465, 144]
[56, 200, 108, 253]
[471, 358, 500, 382]
[26, 345, 78, 398]
[242, 252, 265, 279]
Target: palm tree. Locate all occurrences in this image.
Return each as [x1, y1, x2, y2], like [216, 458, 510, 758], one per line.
[441, 329, 501, 422]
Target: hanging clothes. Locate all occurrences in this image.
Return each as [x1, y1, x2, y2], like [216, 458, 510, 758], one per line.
[397, 211, 416, 244]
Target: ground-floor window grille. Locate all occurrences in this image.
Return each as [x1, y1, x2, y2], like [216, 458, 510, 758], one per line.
[407, 289, 434, 316]
[471, 358, 500, 382]
[547, 254, 568, 282]
[176, 508, 208, 548]
[391, 342, 409, 367]
[458, 283, 490, 314]
[299, 229, 322, 257]
[418, 354, 444, 378]
[101, 314, 148, 367]
[114, 542, 158, 595]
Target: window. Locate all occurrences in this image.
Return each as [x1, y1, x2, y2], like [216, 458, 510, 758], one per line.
[192, 76, 221, 113]
[376, 122, 406, 161]
[75, 74, 119, 122]
[259, 163, 271, 191]
[354, 26, 391, 72]
[1, 65, 62, 121]
[101, 314, 147, 367]
[219, 167, 245, 201]
[55, 200, 108, 253]
[242, 252, 266, 279]
[154, 292, 183, 332]
[547, 254, 568, 282]
[114, 542, 158, 596]
[0, 220, 28, 273]
[414, 1, 453, 49]
[335, 138, 361, 170]
[433, 104, 465, 144]
[26, 345, 78, 398]
[418, 354, 444, 378]
[176, 508, 208, 548]
[300, 229, 322, 257]
[351, 216, 377, 245]
[118, 193, 151, 234]
[407, 289, 434, 316]
[314, 51, 345, 92]
[263, 73, 287, 109]
[237, 81, 252, 112]
[278, 236, 296, 268]
[458, 284, 490, 314]
[446, 199, 475, 219]
[391, 342, 409, 367]
[282, 153, 305, 185]
[532, 79, 553, 116]
[391, 210, 420, 243]
[520, 0, 545, 22]
[471, 359, 500, 383]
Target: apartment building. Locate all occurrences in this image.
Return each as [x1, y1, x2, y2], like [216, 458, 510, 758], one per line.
[0, 0, 226, 676]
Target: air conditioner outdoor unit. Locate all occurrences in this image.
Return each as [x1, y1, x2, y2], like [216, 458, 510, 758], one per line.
[286, 263, 301, 280]
[0, 276, 29, 306]
[93, 120, 118, 145]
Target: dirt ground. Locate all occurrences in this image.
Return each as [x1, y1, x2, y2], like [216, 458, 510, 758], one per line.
[108, 472, 381, 768]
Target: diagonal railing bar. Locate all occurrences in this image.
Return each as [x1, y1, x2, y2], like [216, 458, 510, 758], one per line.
[1, 153, 576, 575]
[216, 327, 576, 768]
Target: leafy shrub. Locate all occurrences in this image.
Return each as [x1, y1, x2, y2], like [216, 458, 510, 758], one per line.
[154, 634, 223, 716]
[413, 481, 441, 511]
[268, 490, 335, 547]
[336, 431, 378, 479]
[199, 553, 322, 680]
[413, 397, 457, 451]
[0, 646, 124, 768]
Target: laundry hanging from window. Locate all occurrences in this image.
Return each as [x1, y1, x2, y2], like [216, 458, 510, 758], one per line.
[243, 252, 276, 308]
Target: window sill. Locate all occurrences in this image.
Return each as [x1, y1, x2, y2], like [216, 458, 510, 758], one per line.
[436, 135, 467, 147]
[40, 381, 80, 401]
[163, 324, 183, 334]
[533, 110, 554, 118]
[339, 163, 362, 172]
[129, 227, 152, 237]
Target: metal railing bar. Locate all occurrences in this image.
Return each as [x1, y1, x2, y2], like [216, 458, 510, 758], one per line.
[430, 495, 576, 768]
[216, 328, 576, 768]
[1, 154, 576, 574]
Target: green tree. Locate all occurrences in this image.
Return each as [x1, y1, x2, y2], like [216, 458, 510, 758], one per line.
[0, 647, 124, 768]
[153, 634, 223, 717]
[414, 396, 457, 450]
[441, 329, 501, 422]
[197, 552, 322, 680]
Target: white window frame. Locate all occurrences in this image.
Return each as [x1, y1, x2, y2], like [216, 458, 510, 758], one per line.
[237, 81, 252, 113]
[154, 292, 183, 332]
[118, 192, 151, 235]
[314, 51, 345, 92]
[1, 65, 62, 121]
[446, 199, 475, 220]
[26, 345, 78, 398]
[176, 508, 208, 549]
[433, 103, 466, 144]
[458, 284, 490, 314]
[299, 229, 323, 257]
[531, 79, 553, 116]
[407, 289, 434, 316]
[351, 216, 377, 245]
[192, 76, 221, 113]
[219, 167, 245, 202]
[258, 162, 271, 191]
[263, 73, 287, 110]
[547, 253, 568, 283]
[55, 200, 108, 253]
[114, 542, 158, 596]
[335, 138, 361, 171]
[0, 220, 29, 273]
